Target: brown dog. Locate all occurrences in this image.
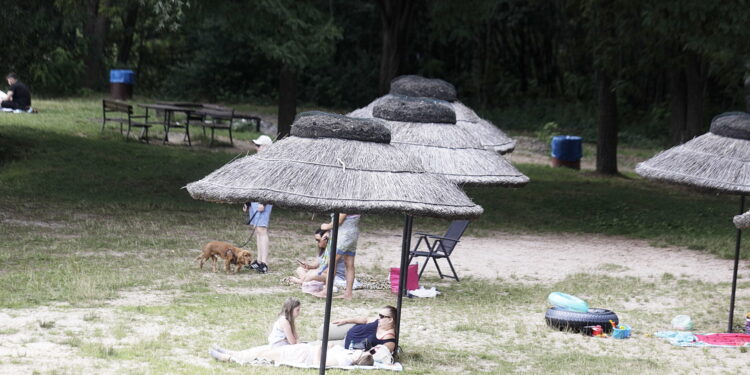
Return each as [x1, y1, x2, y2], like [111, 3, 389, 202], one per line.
[195, 241, 253, 274]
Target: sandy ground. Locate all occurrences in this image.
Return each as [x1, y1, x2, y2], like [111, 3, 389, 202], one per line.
[359, 231, 750, 284]
[3, 231, 749, 374]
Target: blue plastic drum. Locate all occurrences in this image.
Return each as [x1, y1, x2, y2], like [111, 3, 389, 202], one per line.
[110, 70, 134, 100]
[550, 135, 582, 162]
[110, 69, 135, 84]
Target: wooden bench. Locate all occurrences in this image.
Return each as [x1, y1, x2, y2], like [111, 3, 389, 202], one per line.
[233, 111, 262, 132]
[101, 99, 152, 143]
[196, 106, 235, 146]
[202, 104, 261, 132]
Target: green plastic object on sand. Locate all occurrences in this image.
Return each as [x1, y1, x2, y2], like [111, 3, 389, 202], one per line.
[547, 292, 589, 313]
[671, 315, 693, 330]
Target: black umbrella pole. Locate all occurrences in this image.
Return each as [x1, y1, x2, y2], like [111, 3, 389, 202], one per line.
[395, 215, 413, 351]
[728, 195, 745, 333]
[319, 212, 340, 375]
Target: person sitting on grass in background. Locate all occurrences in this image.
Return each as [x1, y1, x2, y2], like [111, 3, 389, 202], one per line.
[1, 73, 31, 111]
[244, 134, 274, 273]
[290, 228, 361, 291]
[290, 229, 333, 284]
[268, 297, 301, 347]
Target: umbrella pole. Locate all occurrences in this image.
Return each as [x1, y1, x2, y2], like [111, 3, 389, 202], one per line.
[319, 212, 340, 375]
[395, 214, 413, 352]
[728, 195, 745, 333]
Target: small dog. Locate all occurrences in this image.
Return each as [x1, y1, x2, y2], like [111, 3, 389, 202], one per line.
[195, 241, 253, 274]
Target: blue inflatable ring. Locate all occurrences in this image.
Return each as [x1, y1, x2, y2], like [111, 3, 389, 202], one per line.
[548, 292, 589, 313]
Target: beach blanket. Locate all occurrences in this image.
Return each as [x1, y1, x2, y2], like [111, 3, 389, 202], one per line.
[226, 342, 403, 371]
[656, 331, 750, 347]
[228, 356, 403, 371]
[278, 361, 403, 371]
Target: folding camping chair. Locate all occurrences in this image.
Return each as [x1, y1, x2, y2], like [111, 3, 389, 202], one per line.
[407, 220, 470, 281]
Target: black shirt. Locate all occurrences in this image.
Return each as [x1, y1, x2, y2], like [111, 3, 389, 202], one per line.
[9, 81, 31, 108]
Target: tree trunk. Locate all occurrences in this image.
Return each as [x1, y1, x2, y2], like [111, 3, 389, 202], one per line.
[596, 71, 619, 175]
[668, 68, 687, 145]
[277, 64, 297, 139]
[117, 2, 139, 66]
[82, 0, 110, 90]
[684, 52, 706, 140]
[376, 0, 417, 95]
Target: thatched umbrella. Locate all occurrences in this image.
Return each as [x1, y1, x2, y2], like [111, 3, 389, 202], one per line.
[349, 75, 517, 154]
[636, 111, 750, 332]
[371, 94, 529, 186]
[186, 111, 482, 373]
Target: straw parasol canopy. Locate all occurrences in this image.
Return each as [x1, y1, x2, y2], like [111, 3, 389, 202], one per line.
[635, 112, 750, 194]
[186, 111, 483, 219]
[734, 210, 750, 229]
[369, 94, 529, 186]
[187, 111, 483, 374]
[636, 111, 750, 333]
[349, 75, 516, 154]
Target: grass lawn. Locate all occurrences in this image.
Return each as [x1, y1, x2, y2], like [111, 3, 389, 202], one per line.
[1, 97, 748, 374]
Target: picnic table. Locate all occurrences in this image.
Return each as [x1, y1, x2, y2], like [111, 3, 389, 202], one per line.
[139, 103, 197, 146]
[160, 102, 262, 132]
[138, 102, 264, 147]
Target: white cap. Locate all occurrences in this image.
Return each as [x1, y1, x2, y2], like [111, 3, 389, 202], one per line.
[252, 135, 273, 146]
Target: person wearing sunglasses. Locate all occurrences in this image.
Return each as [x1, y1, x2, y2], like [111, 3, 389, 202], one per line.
[332, 306, 397, 353]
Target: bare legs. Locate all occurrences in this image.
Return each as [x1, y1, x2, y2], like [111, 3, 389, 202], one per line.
[313, 253, 355, 300]
[255, 226, 269, 264]
[342, 254, 355, 299]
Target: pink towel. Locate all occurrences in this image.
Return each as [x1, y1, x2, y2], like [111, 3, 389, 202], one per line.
[694, 333, 750, 346]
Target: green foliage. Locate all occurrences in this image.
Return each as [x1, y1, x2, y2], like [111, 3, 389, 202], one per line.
[28, 48, 85, 96]
[535, 121, 560, 143]
[160, 0, 342, 101]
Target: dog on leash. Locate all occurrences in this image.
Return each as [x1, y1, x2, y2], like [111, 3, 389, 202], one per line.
[195, 241, 253, 274]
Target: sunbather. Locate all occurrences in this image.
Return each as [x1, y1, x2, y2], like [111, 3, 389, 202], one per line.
[331, 305, 397, 352]
[268, 297, 301, 346]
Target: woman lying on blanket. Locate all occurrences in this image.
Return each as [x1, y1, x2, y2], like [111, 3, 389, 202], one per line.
[208, 306, 398, 367]
[209, 341, 376, 367]
[333, 305, 397, 353]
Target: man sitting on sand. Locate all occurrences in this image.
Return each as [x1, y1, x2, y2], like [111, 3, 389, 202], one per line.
[1, 73, 31, 111]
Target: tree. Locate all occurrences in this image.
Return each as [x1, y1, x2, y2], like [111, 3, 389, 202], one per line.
[205, 0, 341, 137]
[643, 1, 750, 144]
[375, 0, 420, 94]
[581, 0, 630, 175]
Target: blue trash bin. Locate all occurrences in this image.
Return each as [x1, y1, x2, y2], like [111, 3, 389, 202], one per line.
[550, 135, 582, 169]
[110, 69, 134, 100]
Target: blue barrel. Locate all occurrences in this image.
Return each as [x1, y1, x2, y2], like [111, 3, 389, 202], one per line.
[551, 135, 582, 162]
[110, 70, 134, 100]
[110, 69, 135, 84]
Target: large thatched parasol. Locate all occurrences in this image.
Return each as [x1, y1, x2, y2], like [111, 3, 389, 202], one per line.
[371, 94, 529, 186]
[636, 111, 750, 332]
[349, 75, 517, 154]
[187, 111, 482, 373]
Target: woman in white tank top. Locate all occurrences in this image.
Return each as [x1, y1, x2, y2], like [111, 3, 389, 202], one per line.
[268, 297, 301, 346]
